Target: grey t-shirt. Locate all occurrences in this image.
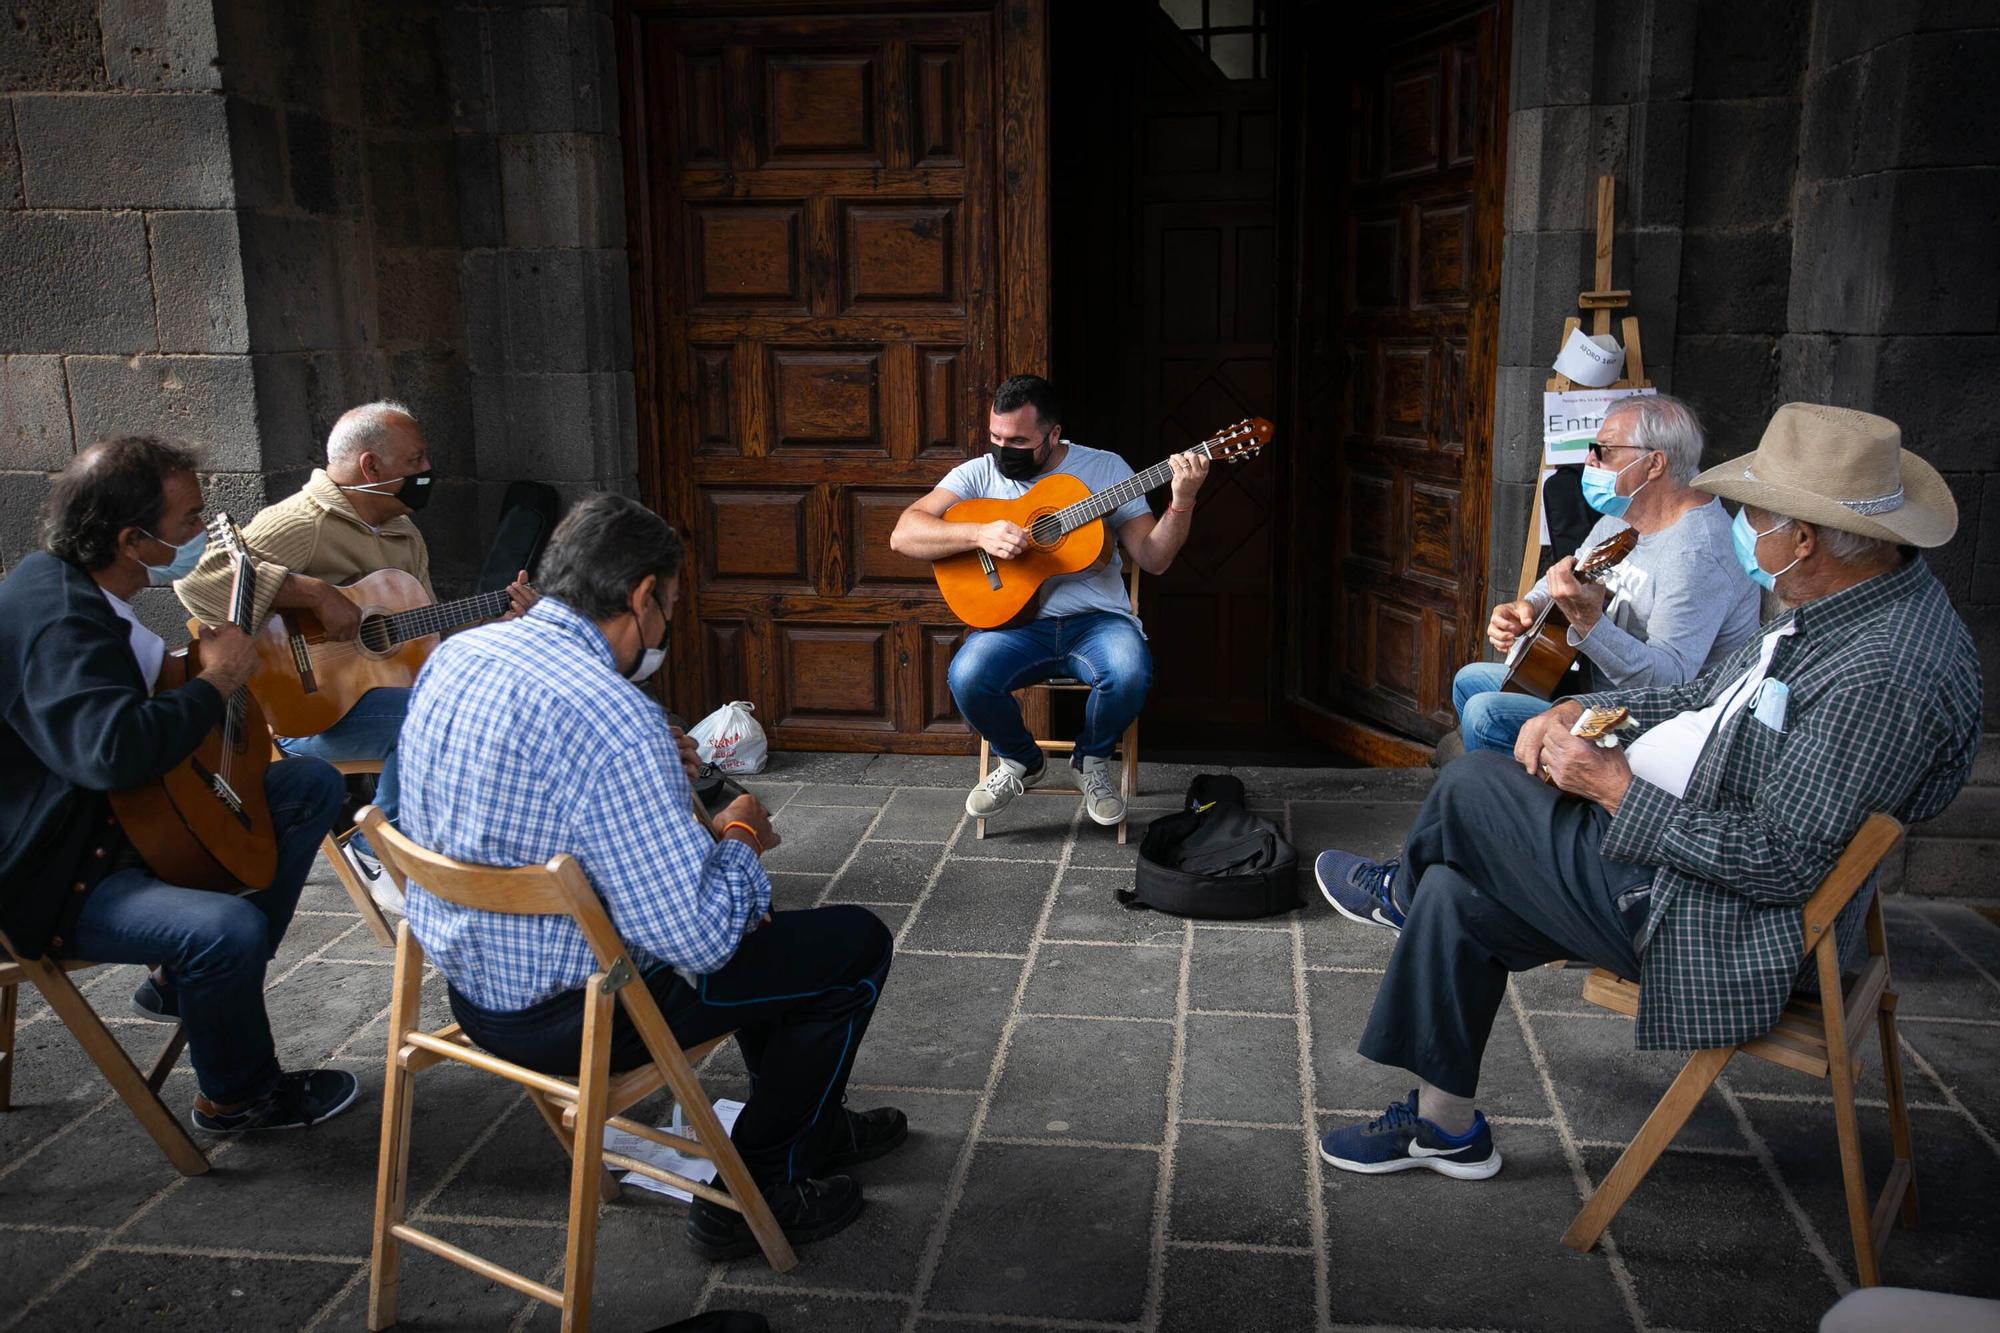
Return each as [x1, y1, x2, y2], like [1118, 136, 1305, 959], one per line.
[939, 442, 1152, 625]
[1528, 498, 1761, 690]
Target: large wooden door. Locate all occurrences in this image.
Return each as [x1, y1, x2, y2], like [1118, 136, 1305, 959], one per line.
[1284, 1, 1507, 758]
[622, 1, 1047, 752]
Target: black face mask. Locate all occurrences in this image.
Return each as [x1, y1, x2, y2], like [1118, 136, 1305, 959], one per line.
[995, 435, 1051, 481]
[341, 468, 435, 511]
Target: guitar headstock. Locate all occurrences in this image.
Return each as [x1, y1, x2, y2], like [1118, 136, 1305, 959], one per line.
[207, 512, 248, 563]
[1203, 417, 1274, 463]
[1577, 526, 1639, 578]
[204, 513, 260, 631]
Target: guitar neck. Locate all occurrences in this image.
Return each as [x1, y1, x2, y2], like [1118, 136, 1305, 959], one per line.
[1053, 443, 1212, 534]
[376, 588, 513, 646]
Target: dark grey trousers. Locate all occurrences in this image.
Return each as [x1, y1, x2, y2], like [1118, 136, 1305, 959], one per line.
[1357, 750, 1655, 1098]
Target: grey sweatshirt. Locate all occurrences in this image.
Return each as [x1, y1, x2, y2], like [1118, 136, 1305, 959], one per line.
[1525, 498, 1762, 691]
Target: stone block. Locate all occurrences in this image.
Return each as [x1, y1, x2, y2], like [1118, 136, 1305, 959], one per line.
[590, 11, 620, 140]
[1693, 0, 1808, 99]
[489, 7, 593, 133]
[237, 214, 359, 354]
[410, 475, 483, 593]
[502, 249, 589, 372]
[223, 96, 286, 208]
[1613, 226, 1683, 358]
[1504, 106, 1592, 234]
[445, 10, 493, 133]
[13, 93, 233, 209]
[499, 132, 617, 248]
[1683, 98, 1798, 230]
[1978, 474, 2000, 603]
[0, 99, 23, 208]
[1880, 169, 2000, 335]
[149, 210, 250, 354]
[0, 212, 156, 354]
[285, 109, 361, 217]
[364, 137, 460, 248]
[377, 248, 464, 350]
[65, 354, 260, 467]
[1630, 99, 1689, 228]
[213, 1, 340, 115]
[1487, 478, 1536, 601]
[0, 469, 52, 570]
[1978, 615, 2000, 732]
[1925, 471, 1981, 604]
[0, 0, 101, 92]
[1639, 0, 1697, 101]
[355, 4, 451, 132]
[1873, 337, 2000, 473]
[472, 372, 609, 482]
[382, 349, 474, 477]
[250, 350, 381, 471]
[1787, 176, 1893, 334]
[1677, 230, 1790, 334]
[1508, 0, 1597, 110]
[593, 248, 634, 371]
[1798, 56, 1862, 182]
[1495, 229, 1592, 368]
[1491, 364, 1545, 486]
[101, 0, 222, 90]
[460, 250, 505, 375]
[1808, 0, 1918, 69]
[1671, 334, 1778, 454]
[453, 133, 503, 248]
[0, 356, 73, 468]
[1903, 835, 2000, 898]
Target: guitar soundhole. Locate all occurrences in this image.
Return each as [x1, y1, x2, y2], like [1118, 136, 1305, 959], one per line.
[358, 616, 394, 654]
[1029, 515, 1063, 547]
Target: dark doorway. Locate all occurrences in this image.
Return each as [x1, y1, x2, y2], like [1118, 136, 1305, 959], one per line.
[1052, 0, 1288, 754]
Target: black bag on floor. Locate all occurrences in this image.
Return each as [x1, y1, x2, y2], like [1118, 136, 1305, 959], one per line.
[1118, 774, 1300, 919]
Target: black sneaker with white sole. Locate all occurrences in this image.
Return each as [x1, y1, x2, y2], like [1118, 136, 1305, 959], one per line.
[191, 1068, 361, 1134]
[686, 1174, 864, 1260]
[130, 972, 180, 1024]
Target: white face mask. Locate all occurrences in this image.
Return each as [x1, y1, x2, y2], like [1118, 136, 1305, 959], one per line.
[627, 596, 670, 683]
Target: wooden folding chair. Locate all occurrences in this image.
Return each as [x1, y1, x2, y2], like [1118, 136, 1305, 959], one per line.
[358, 807, 796, 1333]
[0, 927, 205, 1176]
[1561, 813, 1916, 1286]
[975, 562, 1142, 844]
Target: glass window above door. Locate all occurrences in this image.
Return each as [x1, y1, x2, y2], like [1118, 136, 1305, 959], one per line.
[1159, 0, 1270, 80]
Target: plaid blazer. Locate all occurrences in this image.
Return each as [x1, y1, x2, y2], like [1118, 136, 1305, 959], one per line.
[1574, 557, 1981, 1050]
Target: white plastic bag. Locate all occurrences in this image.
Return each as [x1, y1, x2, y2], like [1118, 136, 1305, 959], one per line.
[688, 700, 767, 774]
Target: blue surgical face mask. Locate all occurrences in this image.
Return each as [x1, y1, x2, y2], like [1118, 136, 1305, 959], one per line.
[138, 528, 207, 586]
[1579, 452, 1652, 518]
[1731, 509, 1798, 591]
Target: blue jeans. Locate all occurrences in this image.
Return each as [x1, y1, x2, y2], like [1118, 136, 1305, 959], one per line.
[948, 612, 1151, 770]
[1452, 662, 1548, 755]
[277, 686, 409, 856]
[73, 757, 343, 1104]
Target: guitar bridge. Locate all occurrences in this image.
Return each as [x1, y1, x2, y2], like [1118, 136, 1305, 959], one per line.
[191, 758, 253, 830]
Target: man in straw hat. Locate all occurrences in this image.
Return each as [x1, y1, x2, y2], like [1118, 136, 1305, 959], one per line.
[1309, 403, 1980, 1182]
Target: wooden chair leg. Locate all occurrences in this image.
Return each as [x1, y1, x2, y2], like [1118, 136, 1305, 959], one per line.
[527, 1088, 622, 1203]
[975, 738, 990, 840]
[1827, 1028, 1880, 1287]
[369, 928, 424, 1332]
[1562, 1045, 1732, 1252]
[145, 1025, 190, 1094]
[1, 981, 15, 1111]
[1876, 993, 1919, 1230]
[329, 831, 397, 948]
[1117, 721, 1138, 846]
[561, 981, 617, 1332]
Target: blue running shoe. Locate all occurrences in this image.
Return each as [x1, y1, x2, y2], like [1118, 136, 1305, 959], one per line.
[1319, 1090, 1502, 1180]
[1314, 850, 1405, 932]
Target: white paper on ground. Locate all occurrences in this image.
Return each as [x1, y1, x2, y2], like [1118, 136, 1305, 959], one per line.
[602, 1098, 745, 1202]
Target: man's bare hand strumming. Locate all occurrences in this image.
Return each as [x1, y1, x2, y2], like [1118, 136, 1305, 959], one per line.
[979, 520, 1030, 560]
[1514, 700, 1632, 816]
[1487, 598, 1536, 654]
[194, 623, 260, 698]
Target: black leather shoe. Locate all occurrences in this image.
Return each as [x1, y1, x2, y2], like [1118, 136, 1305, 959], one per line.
[686, 1174, 864, 1261]
[820, 1105, 909, 1170]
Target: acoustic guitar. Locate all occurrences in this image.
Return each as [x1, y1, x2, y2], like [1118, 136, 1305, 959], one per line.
[225, 569, 519, 738]
[932, 418, 1274, 629]
[1499, 526, 1640, 699]
[110, 515, 279, 893]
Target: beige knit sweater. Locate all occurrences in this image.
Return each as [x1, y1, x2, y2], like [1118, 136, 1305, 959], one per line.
[176, 469, 434, 628]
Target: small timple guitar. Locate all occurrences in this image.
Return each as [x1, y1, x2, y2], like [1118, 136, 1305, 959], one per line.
[227, 569, 521, 738]
[111, 515, 279, 893]
[1499, 526, 1640, 699]
[932, 418, 1273, 629]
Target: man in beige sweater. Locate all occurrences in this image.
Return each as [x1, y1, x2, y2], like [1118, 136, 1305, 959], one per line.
[177, 402, 532, 907]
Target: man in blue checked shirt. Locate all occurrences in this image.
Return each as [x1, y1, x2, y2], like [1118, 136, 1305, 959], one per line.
[398, 493, 901, 1260]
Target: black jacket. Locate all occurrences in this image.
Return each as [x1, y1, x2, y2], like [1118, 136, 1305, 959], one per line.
[0, 552, 222, 957]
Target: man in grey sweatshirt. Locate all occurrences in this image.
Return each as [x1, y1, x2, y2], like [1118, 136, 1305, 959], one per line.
[1454, 394, 1761, 753]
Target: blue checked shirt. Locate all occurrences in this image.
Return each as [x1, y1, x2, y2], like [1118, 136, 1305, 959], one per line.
[399, 598, 771, 1010]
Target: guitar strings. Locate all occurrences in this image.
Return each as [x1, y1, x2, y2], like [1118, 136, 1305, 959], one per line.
[1042, 440, 1220, 540]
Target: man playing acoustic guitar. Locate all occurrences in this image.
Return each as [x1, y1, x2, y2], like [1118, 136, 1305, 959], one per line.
[889, 375, 1209, 827]
[176, 402, 534, 911]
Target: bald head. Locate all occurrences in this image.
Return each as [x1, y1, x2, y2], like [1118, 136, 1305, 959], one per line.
[327, 401, 419, 474]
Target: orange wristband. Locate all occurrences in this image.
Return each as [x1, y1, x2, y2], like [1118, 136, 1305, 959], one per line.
[722, 821, 763, 854]
[1168, 503, 1193, 514]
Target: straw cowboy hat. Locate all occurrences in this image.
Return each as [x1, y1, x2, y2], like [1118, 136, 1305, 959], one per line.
[1693, 402, 1957, 548]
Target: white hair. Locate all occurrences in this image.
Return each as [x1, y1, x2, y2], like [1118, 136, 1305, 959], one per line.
[1810, 522, 1898, 565]
[327, 401, 417, 467]
[1605, 393, 1704, 483]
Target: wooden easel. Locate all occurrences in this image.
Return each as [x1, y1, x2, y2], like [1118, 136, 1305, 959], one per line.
[1516, 175, 1656, 598]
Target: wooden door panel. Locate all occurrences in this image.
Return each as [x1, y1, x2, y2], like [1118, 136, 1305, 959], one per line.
[629, 3, 1040, 752]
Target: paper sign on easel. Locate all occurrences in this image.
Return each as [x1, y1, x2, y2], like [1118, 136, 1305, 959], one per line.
[1543, 386, 1657, 466]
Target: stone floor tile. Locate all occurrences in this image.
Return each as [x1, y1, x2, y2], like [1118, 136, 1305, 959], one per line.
[832, 841, 943, 903]
[956, 799, 1075, 858]
[1533, 1011, 1748, 1150]
[1045, 866, 1187, 945]
[1, 1066, 198, 1228]
[321, 1218, 579, 1332]
[857, 752, 979, 787]
[0, 1014, 185, 1159]
[759, 752, 875, 783]
[264, 958, 397, 1070]
[0, 1228, 101, 1308]
[720, 1090, 977, 1292]
[718, 1289, 909, 1330]
[1505, 958, 1607, 1015]
[1189, 923, 1298, 1014]
[761, 804, 879, 873]
[898, 862, 1050, 955]
[1158, 1246, 1318, 1333]
[1021, 940, 1180, 1019]
[1180, 1012, 1303, 1125]
[1878, 902, 2000, 1019]
[1168, 1122, 1312, 1247]
[848, 952, 1022, 1090]
[768, 873, 831, 913]
[26, 1250, 356, 1333]
[738, 779, 802, 813]
[1324, 1121, 1629, 1331]
[1287, 799, 1423, 863]
[1579, 1142, 1843, 1332]
[986, 1016, 1173, 1144]
[519, 1207, 713, 1330]
[1891, 1017, 2000, 1134]
[1307, 969, 1550, 1118]
[1065, 831, 1143, 868]
[1297, 897, 1401, 970]
[868, 787, 968, 842]
[924, 1142, 1155, 1322]
[790, 782, 893, 807]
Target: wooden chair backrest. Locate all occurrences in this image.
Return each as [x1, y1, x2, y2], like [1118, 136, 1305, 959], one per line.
[1799, 813, 1904, 950]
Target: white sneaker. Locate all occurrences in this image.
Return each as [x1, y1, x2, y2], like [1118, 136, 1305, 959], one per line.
[1073, 755, 1126, 826]
[340, 839, 405, 916]
[967, 755, 1046, 817]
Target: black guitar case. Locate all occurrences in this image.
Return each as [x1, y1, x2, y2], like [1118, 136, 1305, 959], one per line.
[475, 481, 562, 593]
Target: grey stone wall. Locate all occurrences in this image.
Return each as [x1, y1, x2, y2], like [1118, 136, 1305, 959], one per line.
[1495, 0, 1998, 893]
